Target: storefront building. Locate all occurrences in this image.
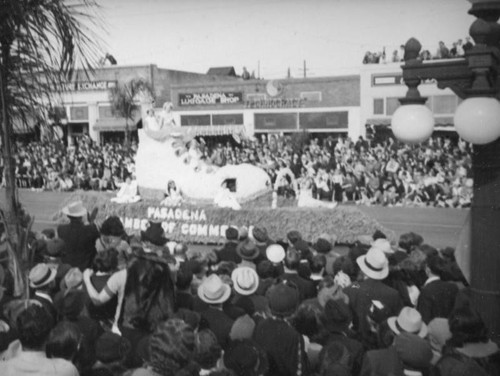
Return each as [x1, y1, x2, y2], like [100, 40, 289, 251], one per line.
[360, 62, 460, 139]
[170, 75, 362, 139]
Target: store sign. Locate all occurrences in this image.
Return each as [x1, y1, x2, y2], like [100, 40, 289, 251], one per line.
[372, 74, 436, 86]
[179, 92, 243, 106]
[245, 98, 305, 109]
[62, 81, 117, 91]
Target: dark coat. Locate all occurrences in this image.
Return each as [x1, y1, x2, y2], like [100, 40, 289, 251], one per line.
[360, 347, 405, 376]
[279, 272, 316, 301]
[253, 317, 309, 376]
[199, 307, 234, 348]
[345, 278, 403, 343]
[319, 332, 365, 376]
[215, 241, 241, 264]
[417, 279, 458, 324]
[57, 220, 99, 271]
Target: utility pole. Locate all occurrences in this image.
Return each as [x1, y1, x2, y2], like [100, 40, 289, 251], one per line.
[257, 60, 260, 79]
[299, 60, 309, 78]
[287, 67, 291, 78]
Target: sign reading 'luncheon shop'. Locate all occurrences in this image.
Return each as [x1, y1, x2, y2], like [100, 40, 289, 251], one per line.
[120, 206, 231, 241]
[179, 92, 243, 106]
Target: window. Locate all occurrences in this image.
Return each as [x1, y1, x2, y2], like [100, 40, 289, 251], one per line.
[386, 97, 400, 116]
[299, 112, 348, 130]
[254, 113, 297, 130]
[373, 98, 384, 115]
[212, 114, 244, 125]
[69, 106, 88, 121]
[432, 95, 457, 114]
[98, 105, 115, 119]
[300, 91, 322, 102]
[180, 115, 211, 126]
[264, 117, 276, 127]
[247, 93, 266, 101]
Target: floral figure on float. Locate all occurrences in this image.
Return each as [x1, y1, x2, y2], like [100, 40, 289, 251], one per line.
[135, 102, 271, 206]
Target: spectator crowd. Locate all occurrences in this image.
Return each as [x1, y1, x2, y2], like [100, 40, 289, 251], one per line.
[0, 201, 498, 376]
[2, 132, 473, 208]
[363, 37, 474, 64]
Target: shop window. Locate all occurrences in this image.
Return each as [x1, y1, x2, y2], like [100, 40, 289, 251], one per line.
[247, 93, 266, 101]
[69, 106, 89, 121]
[373, 98, 384, 115]
[254, 113, 297, 131]
[180, 114, 211, 126]
[98, 105, 115, 119]
[300, 91, 322, 102]
[386, 97, 400, 116]
[212, 114, 244, 125]
[264, 117, 276, 127]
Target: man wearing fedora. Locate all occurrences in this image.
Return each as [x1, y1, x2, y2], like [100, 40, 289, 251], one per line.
[279, 248, 316, 301]
[344, 247, 403, 347]
[231, 266, 268, 316]
[197, 274, 234, 349]
[57, 201, 99, 271]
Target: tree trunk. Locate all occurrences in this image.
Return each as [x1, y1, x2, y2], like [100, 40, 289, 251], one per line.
[0, 43, 20, 237]
[124, 117, 130, 149]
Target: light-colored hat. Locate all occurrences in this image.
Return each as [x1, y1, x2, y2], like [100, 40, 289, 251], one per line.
[62, 201, 87, 217]
[371, 238, 394, 254]
[266, 244, 285, 263]
[356, 248, 389, 280]
[231, 267, 259, 296]
[388, 307, 428, 338]
[29, 263, 57, 289]
[61, 267, 83, 291]
[198, 274, 231, 304]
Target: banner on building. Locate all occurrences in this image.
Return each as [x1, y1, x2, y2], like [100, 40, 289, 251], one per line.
[179, 92, 243, 106]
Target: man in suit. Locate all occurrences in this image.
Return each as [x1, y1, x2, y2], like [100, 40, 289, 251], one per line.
[344, 247, 403, 346]
[215, 227, 241, 264]
[28, 263, 58, 323]
[57, 201, 99, 271]
[417, 254, 459, 324]
[278, 248, 316, 301]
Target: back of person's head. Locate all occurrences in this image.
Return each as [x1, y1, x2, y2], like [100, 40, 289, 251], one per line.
[310, 254, 326, 274]
[284, 248, 301, 270]
[148, 318, 199, 376]
[195, 329, 222, 370]
[256, 260, 274, 279]
[100, 216, 125, 237]
[92, 248, 118, 273]
[318, 342, 352, 376]
[448, 303, 490, 347]
[425, 253, 445, 277]
[290, 304, 319, 338]
[176, 264, 194, 290]
[17, 304, 54, 350]
[398, 232, 424, 253]
[416, 244, 438, 258]
[46, 321, 81, 361]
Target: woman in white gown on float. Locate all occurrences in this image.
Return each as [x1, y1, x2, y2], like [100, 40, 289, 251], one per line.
[297, 177, 337, 209]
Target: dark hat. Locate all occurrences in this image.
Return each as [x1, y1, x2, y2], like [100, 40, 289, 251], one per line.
[226, 227, 239, 241]
[294, 239, 311, 255]
[96, 332, 131, 363]
[41, 228, 55, 239]
[230, 314, 256, 340]
[266, 281, 300, 317]
[223, 339, 268, 376]
[173, 308, 201, 331]
[287, 230, 302, 244]
[100, 216, 125, 237]
[320, 299, 352, 331]
[141, 221, 168, 246]
[236, 241, 260, 260]
[394, 333, 433, 369]
[46, 238, 65, 257]
[252, 227, 268, 244]
[314, 238, 332, 254]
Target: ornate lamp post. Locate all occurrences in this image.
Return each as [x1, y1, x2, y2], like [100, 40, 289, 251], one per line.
[391, 0, 500, 339]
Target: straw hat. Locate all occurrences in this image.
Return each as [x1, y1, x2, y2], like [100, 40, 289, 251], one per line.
[388, 307, 428, 338]
[266, 244, 285, 263]
[231, 267, 259, 296]
[61, 201, 87, 217]
[29, 263, 57, 289]
[198, 274, 231, 304]
[356, 247, 389, 280]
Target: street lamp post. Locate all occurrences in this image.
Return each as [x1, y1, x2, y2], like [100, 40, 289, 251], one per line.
[392, 0, 500, 339]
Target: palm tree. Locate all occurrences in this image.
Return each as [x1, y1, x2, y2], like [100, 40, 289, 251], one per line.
[0, 1, 102, 265]
[109, 78, 154, 147]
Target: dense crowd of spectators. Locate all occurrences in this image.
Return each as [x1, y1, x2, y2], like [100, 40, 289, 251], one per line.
[363, 37, 474, 64]
[0, 203, 498, 376]
[2, 133, 473, 208]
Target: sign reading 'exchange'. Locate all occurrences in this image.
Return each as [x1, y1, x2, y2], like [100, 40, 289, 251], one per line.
[179, 92, 243, 106]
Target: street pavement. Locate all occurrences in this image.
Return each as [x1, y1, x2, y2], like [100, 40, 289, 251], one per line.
[3, 189, 469, 249]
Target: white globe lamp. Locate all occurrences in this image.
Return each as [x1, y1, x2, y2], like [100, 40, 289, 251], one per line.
[454, 97, 500, 144]
[391, 104, 435, 144]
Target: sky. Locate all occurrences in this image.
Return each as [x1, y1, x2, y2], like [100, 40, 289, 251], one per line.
[96, 0, 474, 79]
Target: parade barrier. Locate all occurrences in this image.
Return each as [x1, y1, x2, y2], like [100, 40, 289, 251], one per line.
[53, 192, 395, 245]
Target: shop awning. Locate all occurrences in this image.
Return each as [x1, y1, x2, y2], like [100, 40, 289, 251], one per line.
[93, 118, 138, 132]
[183, 125, 246, 136]
[366, 117, 454, 127]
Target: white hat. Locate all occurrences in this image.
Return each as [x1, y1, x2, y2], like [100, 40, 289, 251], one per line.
[62, 201, 87, 217]
[266, 244, 285, 263]
[388, 307, 428, 338]
[371, 238, 394, 254]
[197, 274, 231, 304]
[356, 248, 389, 280]
[29, 263, 57, 289]
[231, 267, 259, 296]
